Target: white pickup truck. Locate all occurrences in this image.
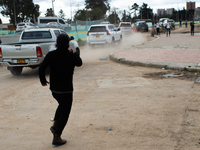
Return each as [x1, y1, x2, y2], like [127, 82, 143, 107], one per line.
[0, 28, 80, 75]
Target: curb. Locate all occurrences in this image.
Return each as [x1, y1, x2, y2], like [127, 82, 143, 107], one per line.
[109, 53, 200, 72]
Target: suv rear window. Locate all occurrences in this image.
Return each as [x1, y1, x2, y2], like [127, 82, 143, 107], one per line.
[89, 26, 106, 32]
[120, 23, 131, 27]
[139, 22, 146, 25]
[22, 31, 52, 39]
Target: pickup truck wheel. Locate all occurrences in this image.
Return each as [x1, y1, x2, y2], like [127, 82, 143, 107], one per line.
[9, 67, 23, 75]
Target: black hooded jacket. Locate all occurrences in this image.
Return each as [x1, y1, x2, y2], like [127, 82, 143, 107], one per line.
[39, 48, 82, 92]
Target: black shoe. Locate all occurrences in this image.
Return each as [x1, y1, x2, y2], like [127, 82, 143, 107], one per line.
[52, 134, 67, 146]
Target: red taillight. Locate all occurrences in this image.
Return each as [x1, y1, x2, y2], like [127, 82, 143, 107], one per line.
[118, 25, 121, 29]
[131, 26, 133, 29]
[36, 46, 43, 57]
[0, 47, 2, 58]
[87, 31, 89, 36]
[107, 30, 110, 35]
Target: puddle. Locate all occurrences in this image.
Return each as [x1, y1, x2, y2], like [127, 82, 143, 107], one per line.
[159, 73, 184, 78]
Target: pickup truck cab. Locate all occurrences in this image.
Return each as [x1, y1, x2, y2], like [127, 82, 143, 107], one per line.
[0, 28, 80, 75]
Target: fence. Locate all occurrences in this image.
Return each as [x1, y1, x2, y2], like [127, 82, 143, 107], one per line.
[0, 19, 104, 41]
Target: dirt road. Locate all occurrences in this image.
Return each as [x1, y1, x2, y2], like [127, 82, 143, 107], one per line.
[1, 33, 200, 150]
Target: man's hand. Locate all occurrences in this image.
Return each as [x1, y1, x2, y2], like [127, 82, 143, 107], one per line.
[41, 81, 49, 86]
[71, 48, 77, 53]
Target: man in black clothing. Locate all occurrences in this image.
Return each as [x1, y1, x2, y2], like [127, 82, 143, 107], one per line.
[39, 34, 82, 146]
[190, 21, 195, 36]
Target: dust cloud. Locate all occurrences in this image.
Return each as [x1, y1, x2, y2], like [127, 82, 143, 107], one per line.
[80, 32, 148, 63]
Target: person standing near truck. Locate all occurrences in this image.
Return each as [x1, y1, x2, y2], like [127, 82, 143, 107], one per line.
[39, 34, 82, 146]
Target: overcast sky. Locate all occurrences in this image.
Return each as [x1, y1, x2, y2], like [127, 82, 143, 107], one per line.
[1, 0, 199, 23]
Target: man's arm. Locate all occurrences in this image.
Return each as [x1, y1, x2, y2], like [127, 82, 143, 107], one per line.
[39, 53, 51, 86]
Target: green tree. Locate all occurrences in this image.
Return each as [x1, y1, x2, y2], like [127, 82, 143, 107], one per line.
[121, 10, 131, 22]
[90, 8, 103, 20]
[74, 9, 87, 21]
[85, 0, 110, 20]
[107, 12, 120, 24]
[130, 3, 139, 17]
[0, 0, 40, 26]
[45, 8, 54, 17]
[58, 9, 66, 19]
[139, 3, 153, 19]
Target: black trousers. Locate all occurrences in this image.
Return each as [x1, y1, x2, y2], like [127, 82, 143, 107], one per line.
[52, 92, 73, 135]
[156, 28, 160, 35]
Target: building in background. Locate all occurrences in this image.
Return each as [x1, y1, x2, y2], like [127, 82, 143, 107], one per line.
[157, 9, 166, 16]
[195, 7, 200, 19]
[166, 8, 174, 15]
[186, 1, 196, 11]
[157, 8, 174, 16]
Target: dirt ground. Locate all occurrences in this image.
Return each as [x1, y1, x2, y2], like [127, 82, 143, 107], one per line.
[1, 31, 200, 150]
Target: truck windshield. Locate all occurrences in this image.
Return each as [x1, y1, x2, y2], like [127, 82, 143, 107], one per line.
[22, 31, 52, 39]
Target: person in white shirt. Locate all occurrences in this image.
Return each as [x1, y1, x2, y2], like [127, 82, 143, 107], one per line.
[166, 20, 171, 37]
[155, 21, 160, 35]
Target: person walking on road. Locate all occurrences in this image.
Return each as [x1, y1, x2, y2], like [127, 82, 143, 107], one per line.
[185, 20, 187, 28]
[39, 34, 82, 146]
[155, 21, 160, 35]
[166, 20, 171, 37]
[190, 21, 195, 36]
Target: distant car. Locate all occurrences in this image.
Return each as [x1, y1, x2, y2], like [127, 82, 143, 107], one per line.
[45, 22, 62, 28]
[118, 22, 133, 34]
[134, 21, 149, 32]
[16, 22, 36, 32]
[101, 22, 110, 24]
[163, 19, 175, 28]
[159, 18, 169, 27]
[87, 24, 122, 46]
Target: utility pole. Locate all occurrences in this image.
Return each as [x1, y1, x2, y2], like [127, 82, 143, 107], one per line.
[52, 0, 55, 16]
[70, 3, 74, 22]
[13, 0, 17, 26]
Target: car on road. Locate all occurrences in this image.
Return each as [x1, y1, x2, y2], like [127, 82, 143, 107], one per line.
[163, 19, 175, 28]
[45, 22, 62, 28]
[38, 17, 71, 31]
[134, 21, 149, 32]
[101, 22, 110, 24]
[159, 18, 169, 27]
[87, 24, 122, 46]
[16, 22, 37, 32]
[118, 22, 133, 34]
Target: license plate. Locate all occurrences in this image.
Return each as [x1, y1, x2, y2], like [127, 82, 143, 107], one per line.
[17, 59, 25, 63]
[96, 35, 100, 38]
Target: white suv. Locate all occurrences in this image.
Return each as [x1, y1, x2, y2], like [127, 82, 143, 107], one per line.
[87, 24, 122, 46]
[16, 22, 37, 32]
